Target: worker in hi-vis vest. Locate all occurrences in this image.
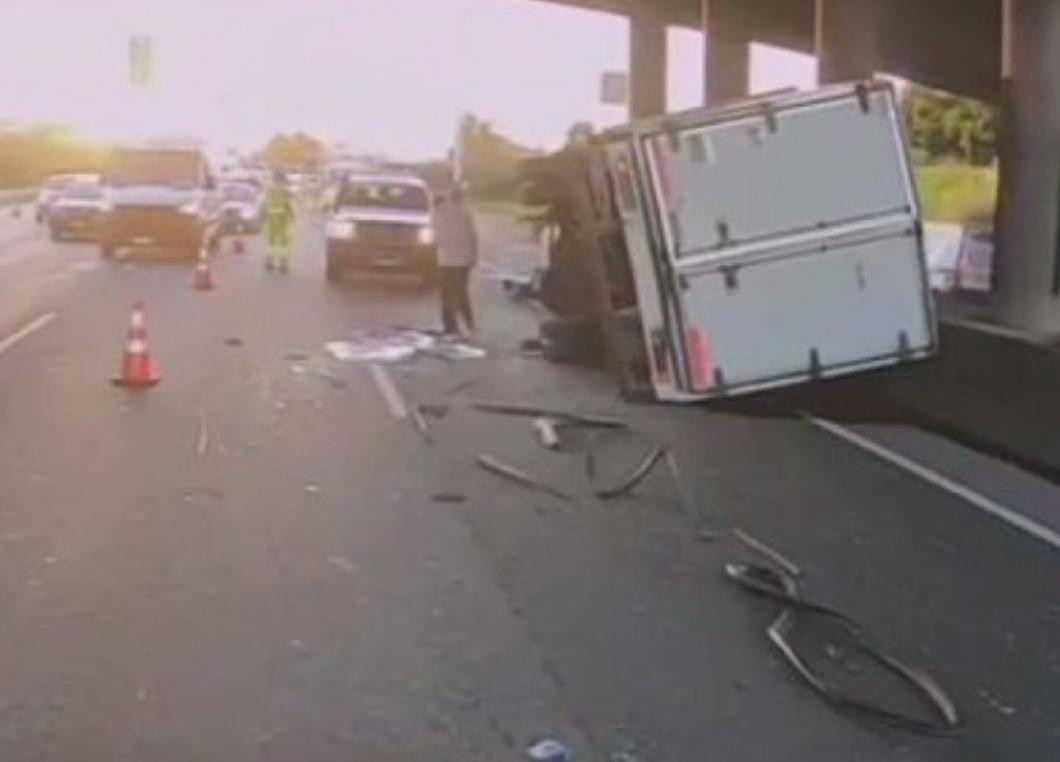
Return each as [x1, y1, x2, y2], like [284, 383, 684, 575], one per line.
[264, 172, 296, 273]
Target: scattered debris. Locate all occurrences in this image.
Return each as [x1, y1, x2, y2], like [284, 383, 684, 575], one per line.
[314, 368, 348, 389]
[477, 453, 573, 502]
[595, 446, 667, 500]
[196, 409, 209, 458]
[304, 484, 322, 496]
[224, 337, 244, 347]
[732, 528, 802, 579]
[979, 688, 1018, 716]
[326, 556, 357, 575]
[520, 337, 545, 353]
[410, 405, 433, 444]
[369, 363, 408, 420]
[325, 328, 484, 364]
[724, 562, 960, 735]
[527, 738, 571, 762]
[43, 556, 58, 566]
[431, 492, 467, 503]
[417, 403, 449, 419]
[664, 451, 719, 540]
[585, 433, 597, 481]
[290, 364, 307, 375]
[136, 688, 149, 703]
[425, 341, 487, 361]
[283, 352, 310, 362]
[473, 402, 626, 429]
[445, 379, 475, 396]
[533, 417, 562, 450]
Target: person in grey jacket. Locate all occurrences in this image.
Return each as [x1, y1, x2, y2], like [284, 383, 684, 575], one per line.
[432, 186, 479, 336]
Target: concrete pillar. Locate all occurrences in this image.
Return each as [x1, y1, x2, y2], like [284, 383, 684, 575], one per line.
[993, 0, 1060, 334]
[815, 0, 877, 83]
[702, 0, 749, 106]
[629, 8, 667, 119]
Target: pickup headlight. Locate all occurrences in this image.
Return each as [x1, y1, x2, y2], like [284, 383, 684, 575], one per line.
[417, 225, 435, 245]
[327, 219, 356, 239]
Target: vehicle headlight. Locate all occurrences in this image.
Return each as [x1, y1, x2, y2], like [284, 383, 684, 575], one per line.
[327, 219, 356, 239]
[417, 225, 435, 245]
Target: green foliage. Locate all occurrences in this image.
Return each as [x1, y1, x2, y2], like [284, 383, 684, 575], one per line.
[456, 114, 539, 201]
[915, 164, 997, 223]
[0, 126, 110, 188]
[903, 85, 997, 165]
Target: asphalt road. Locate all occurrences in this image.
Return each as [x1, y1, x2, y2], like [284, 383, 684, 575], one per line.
[0, 205, 1056, 761]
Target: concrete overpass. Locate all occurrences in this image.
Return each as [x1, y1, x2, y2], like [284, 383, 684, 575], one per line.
[528, 0, 1060, 336]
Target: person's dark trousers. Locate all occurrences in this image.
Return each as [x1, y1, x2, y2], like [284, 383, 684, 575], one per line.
[440, 265, 474, 334]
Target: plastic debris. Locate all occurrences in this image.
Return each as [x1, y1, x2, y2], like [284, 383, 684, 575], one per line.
[196, 409, 209, 458]
[533, 417, 562, 450]
[732, 528, 802, 578]
[324, 327, 483, 364]
[527, 738, 571, 762]
[477, 453, 573, 502]
[724, 562, 960, 735]
[595, 447, 667, 500]
[431, 492, 467, 503]
[410, 405, 433, 444]
[473, 402, 626, 429]
[327, 556, 357, 575]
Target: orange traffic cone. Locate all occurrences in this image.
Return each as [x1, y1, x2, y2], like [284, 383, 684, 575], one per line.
[192, 250, 215, 291]
[112, 302, 160, 388]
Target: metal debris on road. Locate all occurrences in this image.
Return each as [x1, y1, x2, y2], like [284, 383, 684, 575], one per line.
[284, 352, 310, 361]
[732, 528, 802, 579]
[585, 433, 597, 481]
[369, 363, 409, 420]
[324, 328, 483, 364]
[417, 403, 449, 419]
[303, 484, 322, 496]
[326, 556, 357, 575]
[410, 405, 433, 445]
[665, 451, 719, 540]
[196, 409, 209, 458]
[314, 368, 348, 389]
[224, 337, 244, 347]
[595, 446, 667, 500]
[533, 417, 562, 450]
[445, 379, 475, 396]
[425, 341, 487, 361]
[724, 562, 960, 735]
[979, 688, 1018, 716]
[477, 453, 573, 502]
[473, 402, 627, 429]
[431, 492, 467, 503]
[527, 738, 571, 762]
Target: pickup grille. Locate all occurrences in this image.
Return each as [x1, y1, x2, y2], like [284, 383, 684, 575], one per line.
[358, 221, 418, 246]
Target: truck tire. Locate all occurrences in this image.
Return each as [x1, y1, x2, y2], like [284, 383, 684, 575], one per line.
[540, 316, 606, 367]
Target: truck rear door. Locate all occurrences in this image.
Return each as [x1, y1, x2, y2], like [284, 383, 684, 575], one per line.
[639, 84, 936, 397]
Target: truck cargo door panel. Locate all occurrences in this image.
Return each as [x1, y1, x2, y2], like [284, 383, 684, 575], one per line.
[676, 229, 933, 393]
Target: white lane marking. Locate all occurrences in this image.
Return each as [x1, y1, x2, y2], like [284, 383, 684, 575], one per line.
[368, 363, 408, 420]
[0, 312, 56, 358]
[803, 414, 1060, 553]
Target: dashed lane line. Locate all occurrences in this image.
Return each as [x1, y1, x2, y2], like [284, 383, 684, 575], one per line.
[368, 363, 408, 420]
[803, 414, 1060, 554]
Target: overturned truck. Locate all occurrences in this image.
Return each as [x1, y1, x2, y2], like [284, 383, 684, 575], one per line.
[522, 81, 937, 403]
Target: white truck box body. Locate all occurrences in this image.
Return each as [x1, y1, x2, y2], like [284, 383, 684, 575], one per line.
[603, 82, 936, 401]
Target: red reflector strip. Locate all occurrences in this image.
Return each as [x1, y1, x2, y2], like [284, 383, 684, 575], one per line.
[686, 326, 715, 391]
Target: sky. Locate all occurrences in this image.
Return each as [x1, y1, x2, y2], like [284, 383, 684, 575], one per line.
[0, 0, 817, 159]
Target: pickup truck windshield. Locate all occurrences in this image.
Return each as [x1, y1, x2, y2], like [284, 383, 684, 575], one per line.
[105, 151, 202, 189]
[338, 182, 428, 211]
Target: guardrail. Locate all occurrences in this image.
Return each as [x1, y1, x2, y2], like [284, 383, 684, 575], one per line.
[0, 189, 35, 207]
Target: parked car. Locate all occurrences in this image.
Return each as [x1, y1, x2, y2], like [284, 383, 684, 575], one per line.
[99, 145, 222, 260]
[219, 182, 264, 234]
[923, 222, 993, 295]
[48, 178, 106, 241]
[324, 174, 437, 285]
[35, 173, 95, 223]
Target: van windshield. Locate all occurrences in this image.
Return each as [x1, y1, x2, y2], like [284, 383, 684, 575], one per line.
[106, 151, 202, 189]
